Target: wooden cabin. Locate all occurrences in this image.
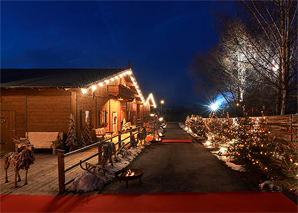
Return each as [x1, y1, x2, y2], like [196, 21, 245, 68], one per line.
[0, 65, 156, 154]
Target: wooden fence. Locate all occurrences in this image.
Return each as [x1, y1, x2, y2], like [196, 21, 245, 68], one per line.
[57, 127, 142, 193]
[202, 114, 297, 144]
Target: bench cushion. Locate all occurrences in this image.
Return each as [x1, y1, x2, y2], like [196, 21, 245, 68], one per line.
[25, 132, 61, 149]
[95, 128, 105, 136]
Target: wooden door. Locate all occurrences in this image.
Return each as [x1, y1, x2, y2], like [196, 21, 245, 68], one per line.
[0, 111, 16, 152]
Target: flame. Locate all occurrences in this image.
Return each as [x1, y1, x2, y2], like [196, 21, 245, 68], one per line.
[125, 169, 135, 177]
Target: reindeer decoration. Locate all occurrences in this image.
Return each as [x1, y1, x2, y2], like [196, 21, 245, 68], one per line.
[130, 134, 137, 148]
[101, 142, 116, 167]
[3, 137, 35, 188]
[137, 127, 147, 144]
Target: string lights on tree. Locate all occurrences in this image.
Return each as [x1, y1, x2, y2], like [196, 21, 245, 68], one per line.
[184, 110, 298, 194]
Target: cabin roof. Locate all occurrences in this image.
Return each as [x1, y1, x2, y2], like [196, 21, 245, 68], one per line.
[1, 68, 128, 88]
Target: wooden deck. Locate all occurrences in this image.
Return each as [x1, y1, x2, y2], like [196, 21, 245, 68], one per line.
[0, 147, 102, 195]
[0, 132, 136, 195]
[0, 127, 151, 196]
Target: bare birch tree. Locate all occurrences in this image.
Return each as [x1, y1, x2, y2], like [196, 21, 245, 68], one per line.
[236, 0, 297, 114]
[191, 0, 297, 115]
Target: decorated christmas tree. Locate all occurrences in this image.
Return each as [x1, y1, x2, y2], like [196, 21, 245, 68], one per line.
[270, 120, 298, 193]
[65, 114, 78, 151]
[193, 115, 207, 138]
[185, 115, 191, 129]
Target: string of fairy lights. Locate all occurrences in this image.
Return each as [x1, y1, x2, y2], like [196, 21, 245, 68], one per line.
[80, 69, 147, 105]
[184, 113, 298, 192]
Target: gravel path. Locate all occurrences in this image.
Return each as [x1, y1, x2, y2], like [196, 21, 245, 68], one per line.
[100, 122, 251, 194]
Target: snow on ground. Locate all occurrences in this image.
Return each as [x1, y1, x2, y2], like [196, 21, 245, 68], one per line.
[210, 151, 246, 172]
[68, 142, 150, 192]
[258, 180, 281, 192]
[179, 123, 185, 129]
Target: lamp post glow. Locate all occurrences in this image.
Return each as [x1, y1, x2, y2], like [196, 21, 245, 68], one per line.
[160, 100, 164, 115]
[210, 103, 219, 112]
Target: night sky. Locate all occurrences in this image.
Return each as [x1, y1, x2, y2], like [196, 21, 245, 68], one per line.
[1, 1, 220, 107]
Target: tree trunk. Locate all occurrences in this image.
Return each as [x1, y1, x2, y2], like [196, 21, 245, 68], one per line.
[280, 1, 290, 115]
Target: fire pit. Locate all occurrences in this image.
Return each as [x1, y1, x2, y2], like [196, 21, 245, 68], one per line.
[115, 169, 143, 188]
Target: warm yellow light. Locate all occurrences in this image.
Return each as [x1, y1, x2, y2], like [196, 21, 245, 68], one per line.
[115, 76, 119, 79]
[105, 80, 109, 84]
[145, 93, 157, 108]
[81, 88, 87, 94]
[150, 113, 155, 117]
[236, 103, 240, 106]
[92, 85, 97, 91]
[219, 147, 227, 153]
[111, 78, 115, 81]
[160, 100, 164, 104]
[99, 83, 103, 87]
[126, 70, 132, 75]
[119, 74, 123, 78]
[159, 117, 163, 122]
[272, 65, 279, 71]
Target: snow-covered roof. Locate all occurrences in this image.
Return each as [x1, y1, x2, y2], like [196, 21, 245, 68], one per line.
[1, 68, 126, 88]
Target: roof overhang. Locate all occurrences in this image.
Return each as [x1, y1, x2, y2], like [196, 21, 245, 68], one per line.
[1, 68, 149, 106]
[80, 68, 146, 105]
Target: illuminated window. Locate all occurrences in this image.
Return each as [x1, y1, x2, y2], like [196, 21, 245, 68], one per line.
[81, 110, 92, 129]
[98, 110, 107, 127]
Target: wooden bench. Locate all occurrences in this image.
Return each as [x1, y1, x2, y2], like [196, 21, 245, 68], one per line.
[16, 132, 63, 154]
[95, 128, 113, 142]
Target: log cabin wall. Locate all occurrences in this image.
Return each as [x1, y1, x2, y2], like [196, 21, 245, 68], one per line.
[76, 89, 96, 136]
[1, 88, 71, 137]
[0, 95, 27, 137]
[1, 72, 152, 151]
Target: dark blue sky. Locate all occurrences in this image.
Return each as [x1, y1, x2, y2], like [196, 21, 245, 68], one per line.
[1, 1, 220, 107]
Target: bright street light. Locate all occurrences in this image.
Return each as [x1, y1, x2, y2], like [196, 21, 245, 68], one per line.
[210, 102, 219, 112]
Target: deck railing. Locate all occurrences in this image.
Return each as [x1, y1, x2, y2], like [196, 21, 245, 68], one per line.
[57, 126, 142, 193]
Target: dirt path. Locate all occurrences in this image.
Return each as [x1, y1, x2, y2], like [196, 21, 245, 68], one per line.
[101, 122, 251, 194]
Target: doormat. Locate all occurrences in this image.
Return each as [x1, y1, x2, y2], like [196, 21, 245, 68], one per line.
[162, 139, 192, 143]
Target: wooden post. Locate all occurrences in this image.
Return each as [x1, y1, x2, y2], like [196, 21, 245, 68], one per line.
[118, 134, 121, 151]
[137, 126, 140, 145]
[130, 129, 133, 144]
[98, 143, 103, 164]
[57, 149, 65, 193]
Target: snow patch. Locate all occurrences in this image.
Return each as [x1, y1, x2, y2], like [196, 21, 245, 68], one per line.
[211, 151, 246, 172]
[258, 180, 281, 192]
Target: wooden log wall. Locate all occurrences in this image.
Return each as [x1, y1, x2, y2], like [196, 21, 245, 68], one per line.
[27, 96, 70, 132]
[253, 115, 297, 143]
[203, 114, 297, 144]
